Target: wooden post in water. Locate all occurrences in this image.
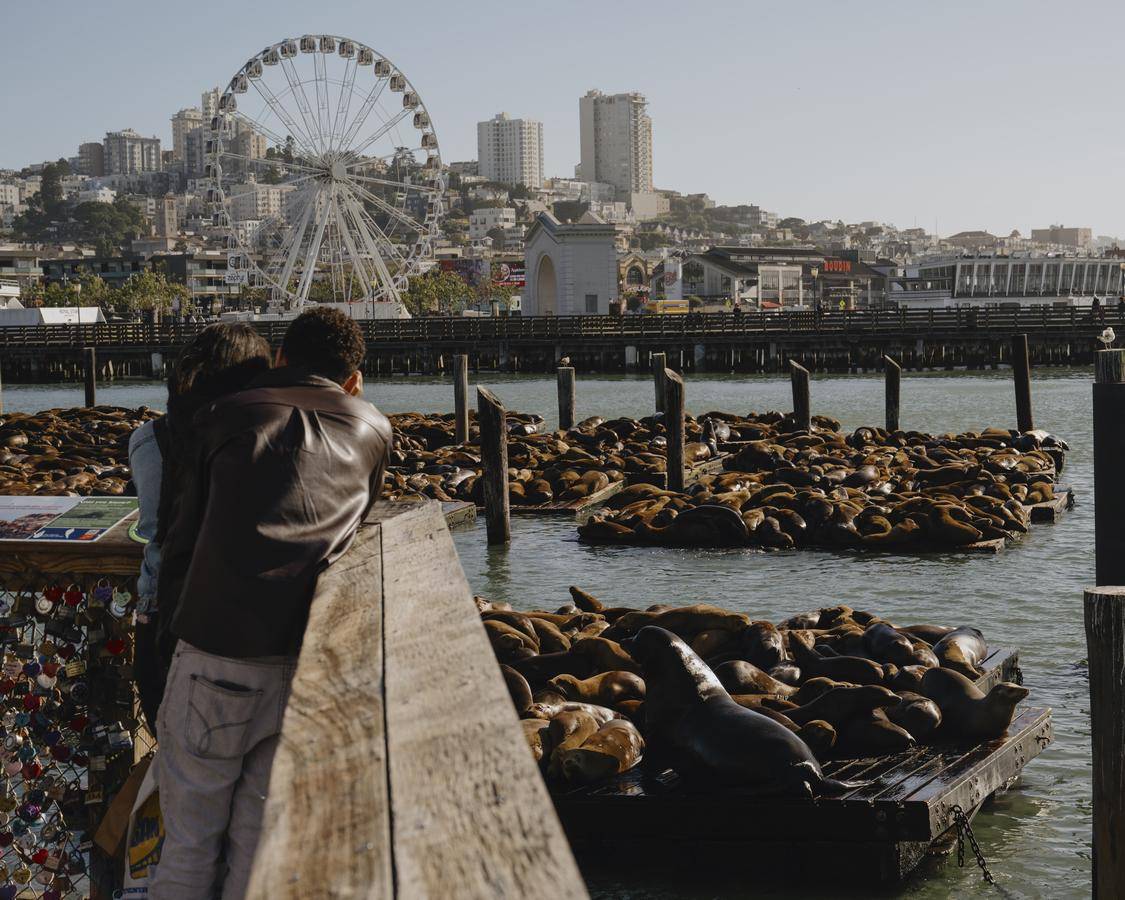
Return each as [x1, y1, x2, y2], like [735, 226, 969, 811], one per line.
[663, 368, 685, 492]
[789, 360, 810, 430]
[557, 366, 576, 431]
[884, 355, 901, 432]
[453, 354, 470, 444]
[1085, 585, 1125, 899]
[652, 351, 667, 415]
[1012, 333, 1033, 432]
[83, 348, 97, 407]
[477, 387, 510, 545]
[1094, 349, 1125, 585]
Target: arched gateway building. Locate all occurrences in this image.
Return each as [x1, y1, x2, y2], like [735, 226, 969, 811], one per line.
[523, 212, 618, 315]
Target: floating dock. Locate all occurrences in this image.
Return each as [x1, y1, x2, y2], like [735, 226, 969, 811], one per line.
[551, 649, 1049, 886]
[505, 480, 626, 518]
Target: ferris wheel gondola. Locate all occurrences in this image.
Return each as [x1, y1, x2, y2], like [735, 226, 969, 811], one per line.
[206, 35, 444, 315]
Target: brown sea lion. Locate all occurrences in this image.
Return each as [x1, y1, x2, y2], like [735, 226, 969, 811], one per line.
[510, 651, 592, 684]
[742, 621, 786, 669]
[621, 627, 866, 796]
[788, 631, 884, 685]
[557, 719, 645, 785]
[549, 671, 646, 706]
[500, 665, 534, 715]
[932, 627, 988, 678]
[769, 661, 802, 685]
[712, 660, 796, 698]
[569, 585, 605, 613]
[797, 720, 837, 758]
[862, 622, 921, 668]
[886, 691, 943, 741]
[785, 684, 899, 729]
[791, 676, 851, 705]
[528, 617, 572, 653]
[921, 668, 1028, 741]
[836, 709, 916, 757]
[570, 636, 641, 674]
[521, 718, 551, 763]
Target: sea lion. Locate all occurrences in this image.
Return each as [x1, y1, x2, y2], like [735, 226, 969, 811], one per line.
[788, 631, 884, 685]
[528, 617, 572, 653]
[622, 627, 865, 797]
[569, 585, 605, 613]
[549, 671, 646, 706]
[769, 661, 802, 686]
[921, 668, 1029, 741]
[886, 691, 942, 741]
[889, 665, 928, 693]
[556, 719, 645, 785]
[796, 720, 837, 758]
[570, 636, 641, 674]
[932, 627, 988, 678]
[510, 651, 592, 684]
[742, 621, 786, 669]
[836, 709, 916, 757]
[785, 684, 899, 729]
[862, 622, 921, 668]
[546, 709, 602, 777]
[521, 718, 551, 763]
[791, 676, 851, 705]
[660, 504, 750, 548]
[712, 660, 796, 698]
[500, 665, 534, 715]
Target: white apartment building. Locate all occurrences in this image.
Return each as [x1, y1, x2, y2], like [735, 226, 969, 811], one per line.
[228, 181, 286, 223]
[104, 130, 162, 175]
[0, 185, 20, 207]
[468, 206, 517, 241]
[201, 88, 221, 119]
[77, 187, 116, 204]
[578, 90, 653, 200]
[172, 108, 203, 162]
[477, 113, 544, 189]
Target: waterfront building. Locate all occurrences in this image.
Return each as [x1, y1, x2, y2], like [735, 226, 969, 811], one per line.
[468, 207, 517, 241]
[1030, 224, 1093, 249]
[523, 211, 618, 315]
[152, 249, 242, 312]
[104, 130, 162, 175]
[77, 142, 106, 177]
[578, 90, 654, 202]
[477, 113, 544, 189]
[896, 253, 1125, 308]
[171, 108, 203, 162]
[0, 245, 44, 290]
[41, 254, 146, 289]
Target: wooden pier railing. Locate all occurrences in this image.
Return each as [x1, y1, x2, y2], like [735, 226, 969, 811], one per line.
[246, 501, 587, 899]
[0, 305, 1116, 351]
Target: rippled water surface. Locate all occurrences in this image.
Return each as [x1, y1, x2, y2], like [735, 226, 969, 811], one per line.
[4, 371, 1093, 898]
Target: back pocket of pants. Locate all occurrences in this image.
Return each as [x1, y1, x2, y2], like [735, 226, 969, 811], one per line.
[185, 675, 263, 759]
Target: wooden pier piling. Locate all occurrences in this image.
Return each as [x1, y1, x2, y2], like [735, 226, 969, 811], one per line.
[652, 352, 667, 415]
[1094, 349, 1125, 585]
[1013, 333, 1034, 431]
[1085, 586, 1125, 899]
[790, 360, 811, 431]
[453, 354, 470, 444]
[477, 387, 511, 545]
[664, 368, 685, 492]
[557, 366, 576, 431]
[83, 348, 97, 407]
[884, 356, 901, 432]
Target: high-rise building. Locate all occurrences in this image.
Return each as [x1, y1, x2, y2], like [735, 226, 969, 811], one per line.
[171, 108, 203, 162]
[477, 113, 544, 189]
[155, 193, 178, 237]
[77, 142, 105, 177]
[184, 126, 208, 180]
[227, 121, 268, 177]
[578, 90, 653, 200]
[104, 129, 162, 175]
[201, 87, 221, 119]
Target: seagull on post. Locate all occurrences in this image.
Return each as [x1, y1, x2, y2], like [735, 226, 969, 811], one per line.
[1099, 326, 1115, 348]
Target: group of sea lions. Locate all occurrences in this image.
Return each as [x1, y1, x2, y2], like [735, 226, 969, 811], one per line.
[0, 407, 156, 496]
[482, 588, 1030, 797]
[579, 420, 1066, 550]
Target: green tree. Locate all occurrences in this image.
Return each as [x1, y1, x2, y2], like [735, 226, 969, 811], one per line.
[113, 270, 193, 315]
[400, 268, 471, 316]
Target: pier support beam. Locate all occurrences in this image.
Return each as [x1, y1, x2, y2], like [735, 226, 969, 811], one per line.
[664, 368, 685, 493]
[884, 355, 901, 432]
[624, 345, 638, 370]
[477, 387, 510, 545]
[1094, 349, 1125, 585]
[557, 366, 576, 431]
[693, 343, 706, 372]
[1012, 333, 1034, 432]
[453, 354, 470, 444]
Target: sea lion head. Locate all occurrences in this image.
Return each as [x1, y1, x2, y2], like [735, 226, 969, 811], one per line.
[621, 626, 727, 710]
[987, 681, 1030, 707]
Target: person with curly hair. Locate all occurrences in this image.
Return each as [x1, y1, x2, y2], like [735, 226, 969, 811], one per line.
[152, 307, 391, 899]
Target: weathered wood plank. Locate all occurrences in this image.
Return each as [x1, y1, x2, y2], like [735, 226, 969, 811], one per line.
[246, 519, 392, 900]
[380, 502, 587, 899]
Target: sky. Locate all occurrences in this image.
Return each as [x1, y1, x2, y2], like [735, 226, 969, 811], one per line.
[3, 0, 1124, 236]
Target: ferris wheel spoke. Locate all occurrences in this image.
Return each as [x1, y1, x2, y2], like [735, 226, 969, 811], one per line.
[345, 172, 438, 195]
[334, 193, 379, 296]
[338, 75, 390, 154]
[339, 190, 404, 306]
[279, 57, 328, 155]
[218, 149, 323, 176]
[228, 111, 306, 161]
[348, 107, 412, 160]
[244, 79, 321, 159]
[329, 57, 359, 155]
[272, 189, 320, 295]
[339, 184, 414, 273]
[313, 53, 332, 151]
[345, 180, 426, 234]
[295, 193, 333, 302]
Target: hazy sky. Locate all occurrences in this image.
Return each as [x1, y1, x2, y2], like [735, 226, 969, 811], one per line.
[4, 0, 1123, 236]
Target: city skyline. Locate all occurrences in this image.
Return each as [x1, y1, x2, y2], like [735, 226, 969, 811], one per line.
[3, 0, 1123, 236]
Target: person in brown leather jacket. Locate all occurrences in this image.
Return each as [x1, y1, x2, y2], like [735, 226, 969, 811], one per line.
[151, 307, 391, 900]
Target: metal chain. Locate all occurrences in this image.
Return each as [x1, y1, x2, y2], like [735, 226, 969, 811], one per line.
[952, 804, 997, 885]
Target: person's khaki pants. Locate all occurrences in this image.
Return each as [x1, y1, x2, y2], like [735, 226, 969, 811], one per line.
[150, 641, 295, 899]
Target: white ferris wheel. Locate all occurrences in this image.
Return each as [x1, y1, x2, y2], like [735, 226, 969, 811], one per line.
[206, 35, 444, 316]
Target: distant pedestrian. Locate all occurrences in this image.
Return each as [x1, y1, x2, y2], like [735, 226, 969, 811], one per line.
[1117, 295, 1124, 319]
[1092, 295, 1105, 324]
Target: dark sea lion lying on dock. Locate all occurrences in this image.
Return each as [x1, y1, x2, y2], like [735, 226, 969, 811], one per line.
[712, 660, 795, 698]
[920, 667, 1028, 741]
[788, 631, 884, 685]
[622, 626, 866, 797]
[549, 671, 646, 706]
[931, 627, 989, 678]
